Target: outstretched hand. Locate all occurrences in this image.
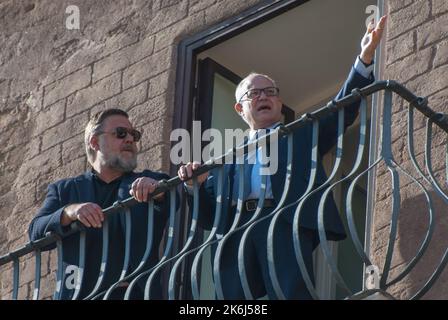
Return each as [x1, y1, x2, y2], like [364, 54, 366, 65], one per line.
[360, 15, 387, 65]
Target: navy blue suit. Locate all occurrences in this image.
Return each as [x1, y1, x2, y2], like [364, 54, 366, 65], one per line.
[193, 65, 374, 299]
[28, 170, 172, 300]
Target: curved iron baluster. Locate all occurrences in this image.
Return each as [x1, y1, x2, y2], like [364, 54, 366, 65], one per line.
[100, 207, 132, 300]
[236, 129, 294, 299]
[237, 171, 267, 299]
[409, 119, 448, 299]
[384, 160, 434, 287]
[343, 97, 375, 266]
[424, 118, 448, 202]
[292, 119, 321, 300]
[316, 108, 353, 296]
[146, 179, 200, 298]
[375, 104, 444, 289]
[407, 106, 433, 186]
[101, 200, 156, 300]
[168, 167, 224, 300]
[117, 189, 175, 299]
[213, 163, 245, 300]
[209, 129, 283, 300]
[141, 188, 176, 299]
[265, 131, 297, 299]
[378, 166, 401, 288]
[32, 249, 41, 300]
[121, 207, 133, 280]
[379, 90, 401, 288]
[53, 238, 64, 300]
[12, 257, 19, 300]
[184, 168, 224, 299]
[168, 177, 200, 299]
[118, 200, 166, 300]
[71, 230, 87, 300]
[316, 97, 370, 296]
[84, 219, 109, 300]
[318, 98, 373, 296]
[346, 159, 382, 266]
[292, 108, 349, 299]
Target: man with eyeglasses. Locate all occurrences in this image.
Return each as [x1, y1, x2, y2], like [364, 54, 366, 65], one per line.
[179, 16, 387, 299]
[28, 108, 175, 299]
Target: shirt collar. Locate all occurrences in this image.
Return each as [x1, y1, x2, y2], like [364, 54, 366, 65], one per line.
[249, 122, 281, 140]
[91, 168, 124, 185]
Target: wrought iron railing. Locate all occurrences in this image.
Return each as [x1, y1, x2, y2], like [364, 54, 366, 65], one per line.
[1, 80, 448, 300]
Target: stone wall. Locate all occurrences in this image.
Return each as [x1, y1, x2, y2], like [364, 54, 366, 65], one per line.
[0, 0, 261, 299]
[371, 0, 448, 299]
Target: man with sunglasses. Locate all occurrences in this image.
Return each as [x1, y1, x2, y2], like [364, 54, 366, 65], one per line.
[29, 108, 174, 299]
[179, 17, 387, 299]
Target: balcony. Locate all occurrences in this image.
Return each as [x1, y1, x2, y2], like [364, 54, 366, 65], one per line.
[1, 81, 447, 300]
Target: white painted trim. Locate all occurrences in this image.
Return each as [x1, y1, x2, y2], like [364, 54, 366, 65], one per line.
[363, 0, 385, 290]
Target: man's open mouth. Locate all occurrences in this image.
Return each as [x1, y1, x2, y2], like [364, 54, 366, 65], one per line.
[257, 105, 271, 112]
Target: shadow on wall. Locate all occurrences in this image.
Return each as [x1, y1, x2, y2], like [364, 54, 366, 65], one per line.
[392, 188, 448, 300]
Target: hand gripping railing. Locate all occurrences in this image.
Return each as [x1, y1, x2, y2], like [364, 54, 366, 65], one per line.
[1, 80, 448, 300]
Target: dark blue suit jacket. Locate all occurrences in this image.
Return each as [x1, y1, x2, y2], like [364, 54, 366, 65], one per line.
[195, 65, 374, 240]
[28, 170, 172, 299]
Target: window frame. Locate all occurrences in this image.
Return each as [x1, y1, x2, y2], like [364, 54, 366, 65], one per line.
[170, 0, 383, 298]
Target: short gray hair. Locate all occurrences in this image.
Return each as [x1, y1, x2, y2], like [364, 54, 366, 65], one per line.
[235, 72, 277, 103]
[84, 108, 129, 165]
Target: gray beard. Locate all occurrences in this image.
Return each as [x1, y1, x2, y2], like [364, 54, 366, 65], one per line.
[104, 154, 137, 173]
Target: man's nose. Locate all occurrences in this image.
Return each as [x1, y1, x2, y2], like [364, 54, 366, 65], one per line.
[123, 132, 135, 143]
[258, 90, 268, 99]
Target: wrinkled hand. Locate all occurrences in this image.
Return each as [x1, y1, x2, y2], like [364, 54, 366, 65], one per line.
[129, 177, 164, 202]
[178, 161, 208, 187]
[62, 202, 104, 228]
[360, 15, 387, 65]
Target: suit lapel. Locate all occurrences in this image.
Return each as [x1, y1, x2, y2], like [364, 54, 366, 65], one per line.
[75, 171, 96, 203]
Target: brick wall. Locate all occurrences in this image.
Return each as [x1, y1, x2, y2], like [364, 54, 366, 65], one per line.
[371, 0, 448, 299]
[0, 0, 261, 299]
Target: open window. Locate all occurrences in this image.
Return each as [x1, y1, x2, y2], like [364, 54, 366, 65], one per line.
[173, 0, 381, 299]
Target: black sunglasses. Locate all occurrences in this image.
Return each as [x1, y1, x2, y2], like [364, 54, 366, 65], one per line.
[96, 127, 142, 142]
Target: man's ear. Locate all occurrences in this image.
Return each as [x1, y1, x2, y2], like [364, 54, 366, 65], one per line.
[234, 102, 243, 116]
[90, 135, 99, 152]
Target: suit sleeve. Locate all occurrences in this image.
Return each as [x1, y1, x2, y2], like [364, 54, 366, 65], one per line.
[318, 65, 375, 156]
[28, 183, 70, 248]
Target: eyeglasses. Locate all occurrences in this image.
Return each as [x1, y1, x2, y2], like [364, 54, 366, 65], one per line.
[239, 87, 280, 102]
[96, 127, 142, 142]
